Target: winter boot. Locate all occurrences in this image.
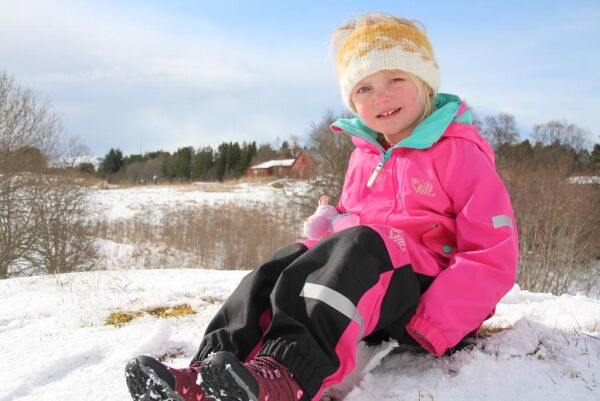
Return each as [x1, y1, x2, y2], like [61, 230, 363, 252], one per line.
[200, 351, 305, 401]
[125, 355, 207, 401]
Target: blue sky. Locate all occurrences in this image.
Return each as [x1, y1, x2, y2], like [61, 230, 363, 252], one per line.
[1, 0, 599, 157]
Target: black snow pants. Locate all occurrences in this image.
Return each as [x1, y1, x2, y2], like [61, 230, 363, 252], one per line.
[191, 226, 433, 401]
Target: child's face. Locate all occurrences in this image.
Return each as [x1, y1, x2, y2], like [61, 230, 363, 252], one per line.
[351, 70, 423, 145]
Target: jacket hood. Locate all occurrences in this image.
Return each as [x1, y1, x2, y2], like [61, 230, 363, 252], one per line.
[331, 93, 495, 165]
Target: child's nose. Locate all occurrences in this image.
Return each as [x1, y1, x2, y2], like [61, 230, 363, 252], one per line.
[374, 90, 391, 104]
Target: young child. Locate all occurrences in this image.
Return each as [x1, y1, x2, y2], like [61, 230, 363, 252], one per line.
[125, 13, 518, 401]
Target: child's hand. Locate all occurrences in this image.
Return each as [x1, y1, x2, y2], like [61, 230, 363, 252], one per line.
[319, 195, 330, 205]
[303, 195, 339, 239]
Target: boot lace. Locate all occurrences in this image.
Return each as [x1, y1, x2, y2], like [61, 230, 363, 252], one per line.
[246, 357, 289, 380]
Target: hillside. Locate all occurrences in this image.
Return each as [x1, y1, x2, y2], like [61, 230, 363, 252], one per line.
[1, 269, 598, 401]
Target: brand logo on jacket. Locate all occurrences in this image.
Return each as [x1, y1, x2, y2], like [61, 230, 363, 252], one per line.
[389, 228, 407, 251]
[411, 177, 436, 197]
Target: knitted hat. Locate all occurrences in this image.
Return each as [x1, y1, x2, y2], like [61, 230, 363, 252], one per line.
[335, 20, 439, 112]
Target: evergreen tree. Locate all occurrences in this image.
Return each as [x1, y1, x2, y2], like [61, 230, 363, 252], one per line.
[279, 140, 293, 158]
[159, 152, 175, 179]
[591, 143, 600, 168]
[252, 143, 279, 165]
[122, 153, 146, 167]
[229, 142, 242, 177]
[173, 146, 193, 179]
[214, 143, 230, 181]
[77, 162, 95, 175]
[98, 148, 124, 178]
[192, 146, 215, 181]
[239, 141, 257, 175]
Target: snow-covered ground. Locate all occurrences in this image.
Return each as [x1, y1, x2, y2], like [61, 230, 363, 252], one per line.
[89, 181, 290, 223]
[1, 181, 599, 400]
[0, 269, 598, 401]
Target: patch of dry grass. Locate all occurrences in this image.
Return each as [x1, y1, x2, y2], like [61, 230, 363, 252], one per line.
[146, 304, 196, 318]
[105, 310, 144, 327]
[105, 303, 196, 327]
[476, 324, 509, 339]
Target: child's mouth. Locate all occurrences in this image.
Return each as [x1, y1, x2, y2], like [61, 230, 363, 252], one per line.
[377, 108, 401, 118]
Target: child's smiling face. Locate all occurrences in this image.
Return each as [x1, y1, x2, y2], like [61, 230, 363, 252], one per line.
[351, 70, 424, 145]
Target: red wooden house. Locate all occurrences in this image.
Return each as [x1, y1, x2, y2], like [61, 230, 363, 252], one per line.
[247, 151, 315, 179]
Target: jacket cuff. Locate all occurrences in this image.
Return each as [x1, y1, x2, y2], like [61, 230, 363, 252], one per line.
[406, 314, 448, 357]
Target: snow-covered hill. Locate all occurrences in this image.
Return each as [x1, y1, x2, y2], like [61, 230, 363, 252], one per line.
[1, 269, 598, 401]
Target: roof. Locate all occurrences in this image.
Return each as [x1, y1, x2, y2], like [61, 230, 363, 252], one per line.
[250, 158, 295, 169]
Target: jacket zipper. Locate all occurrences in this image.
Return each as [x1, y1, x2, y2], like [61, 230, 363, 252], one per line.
[367, 150, 393, 188]
[367, 162, 383, 188]
[339, 128, 392, 188]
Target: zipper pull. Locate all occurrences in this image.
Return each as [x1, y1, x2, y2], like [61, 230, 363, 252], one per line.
[367, 163, 383, 188]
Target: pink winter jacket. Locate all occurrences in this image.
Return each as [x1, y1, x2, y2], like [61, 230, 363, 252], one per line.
[330, 93, 519, 356]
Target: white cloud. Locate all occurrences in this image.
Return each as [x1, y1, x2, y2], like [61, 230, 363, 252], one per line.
[0, 0, 338, 155]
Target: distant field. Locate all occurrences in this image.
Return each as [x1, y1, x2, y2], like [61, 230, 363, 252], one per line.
[89, 180, 306, 271]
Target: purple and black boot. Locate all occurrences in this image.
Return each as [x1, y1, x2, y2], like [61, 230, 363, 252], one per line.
[125, 355, 207, 401]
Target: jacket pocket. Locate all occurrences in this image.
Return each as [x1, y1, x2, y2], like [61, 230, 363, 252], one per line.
[421, 224, 457, 259]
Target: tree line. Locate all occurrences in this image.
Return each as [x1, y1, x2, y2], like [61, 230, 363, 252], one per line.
[92, 138, 303, 183]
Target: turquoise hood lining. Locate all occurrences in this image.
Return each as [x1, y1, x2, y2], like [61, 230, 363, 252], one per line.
[331, 93, 465, 153]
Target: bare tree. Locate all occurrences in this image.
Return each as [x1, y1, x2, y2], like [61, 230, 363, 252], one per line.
[0, 174, 38, 277]
[25, 174, 96, 275]
[0, 73, 59, 156]
[531, 119, 591, 151]
[0, 71, 96, 278]
[499, 147, 600, 295]
[482, 113, 520, 150]
[285, 110, 355, 214]
[0, 72, 61, 278]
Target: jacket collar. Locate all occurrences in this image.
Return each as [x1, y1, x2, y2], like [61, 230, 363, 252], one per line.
[331, 93, 465, 151]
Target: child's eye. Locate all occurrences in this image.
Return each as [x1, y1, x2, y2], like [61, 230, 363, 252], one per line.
[356, 86, 370, 94]
[391, 77, 405, 83]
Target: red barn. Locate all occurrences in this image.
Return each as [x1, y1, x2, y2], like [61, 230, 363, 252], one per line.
[247, 151, 314, 179]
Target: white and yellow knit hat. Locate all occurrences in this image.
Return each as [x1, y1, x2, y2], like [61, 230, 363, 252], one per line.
[334, 19, 439, 112]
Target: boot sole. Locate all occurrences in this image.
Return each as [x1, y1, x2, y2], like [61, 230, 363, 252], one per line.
[200, 352, 258, 401]
[125, 356, 185, 401]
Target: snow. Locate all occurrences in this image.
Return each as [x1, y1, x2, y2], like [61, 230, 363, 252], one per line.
[250, 159, 296, 169]
[1, 181, 599, 400]
[569, 176, 600, 185]
[88, 181, 287, 222]
[0, 271, 598, 401]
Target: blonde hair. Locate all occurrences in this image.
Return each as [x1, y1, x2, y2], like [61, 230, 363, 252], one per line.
[331, 12, 438, 119]
[406, 71, 436, 123]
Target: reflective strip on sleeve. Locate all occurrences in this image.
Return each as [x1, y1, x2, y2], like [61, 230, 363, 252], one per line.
[492, 215, 513, 228]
